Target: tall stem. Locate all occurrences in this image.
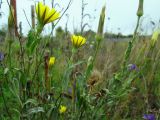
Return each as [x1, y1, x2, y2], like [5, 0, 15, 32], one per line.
[122, 16, 141, 72]
[71, 48, 76, 111]
[93, 41, 101, 65]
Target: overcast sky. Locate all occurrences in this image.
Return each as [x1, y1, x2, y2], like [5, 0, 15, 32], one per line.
[0, 0, 160, 35]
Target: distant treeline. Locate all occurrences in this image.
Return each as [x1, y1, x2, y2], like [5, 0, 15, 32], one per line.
[0, 26, 151, 42]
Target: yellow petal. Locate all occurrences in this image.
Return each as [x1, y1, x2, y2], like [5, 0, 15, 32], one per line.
[49, 57, 55, 67]
[71, 35, 76, 45]
[74, 36, 79, 47]
[45, 8, 56, 21]
[46, 11, 60, 24]
[59, 105, 67, 114]
[71, 35, 74, 44]
[71, 35, 86, 48]
[80, 38, 86, 46]
[36, 2, 60, 25]
[44, 6, 50, 21]
[76, 36, 81, 47]
[39, 2, 46, 19]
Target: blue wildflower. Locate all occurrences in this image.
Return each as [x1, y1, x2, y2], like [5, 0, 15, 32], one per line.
[0, 52, 4, 61]
[128, 64, 138, 71]
[143, 114, 155, 120]
[68, 88, 72, 94]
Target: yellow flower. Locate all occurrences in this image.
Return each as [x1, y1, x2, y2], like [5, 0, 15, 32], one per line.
[59, 105, 67, 114]
[71, 35, 86, 48]
[49, 57, 55, 67]
[36, 2, 60, 26]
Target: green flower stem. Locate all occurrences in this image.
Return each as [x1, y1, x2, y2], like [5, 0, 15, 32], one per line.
[63, 47, 78, 112]
[122, 16, 141, 73]
[36, 23, 44, 35]
[70, 47, 77, 112]
[18, 37, 25, 74]
[35, 48, 39, 92]
[85, 38, 101, 81]
[0, 82, 13, 119]
[141, 45, 156, 113]
[29, 23, 44, 86]
[143, 74, 149, 113]
[93, 40, 101, 65]
[8, 41, 12, 69]
[70, 47, 77, 63]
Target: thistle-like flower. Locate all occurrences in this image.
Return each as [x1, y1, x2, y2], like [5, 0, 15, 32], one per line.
[71, 35, 86, 48]
[36, 2, 60, 26]
[59, 105, 67, 114]
[49, 57, 55, 67]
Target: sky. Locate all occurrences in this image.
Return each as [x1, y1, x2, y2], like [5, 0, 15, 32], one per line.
[0, 0, 160, 35]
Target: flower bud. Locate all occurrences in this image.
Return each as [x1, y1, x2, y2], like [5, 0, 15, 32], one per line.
[95, 34, 103, 42]
[150, 30, 159, 47]
[137, 0, 144, 17]
[8, 5, 15, 30]
[97, 5, 106, 37]
[87, 56, 93, 67]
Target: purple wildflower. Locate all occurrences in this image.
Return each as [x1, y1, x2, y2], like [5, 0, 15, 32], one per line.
[128, 64, 137, 71]
[0, 52, 4, 61]
[68, 88, 72, 94]
[143, 114, 155, 120]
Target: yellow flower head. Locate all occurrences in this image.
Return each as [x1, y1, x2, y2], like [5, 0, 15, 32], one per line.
[36, 2, 60, 26]
[59, 105, 67, 114]
[71, 35, 86, 48]
[49, 57, 55, 67]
